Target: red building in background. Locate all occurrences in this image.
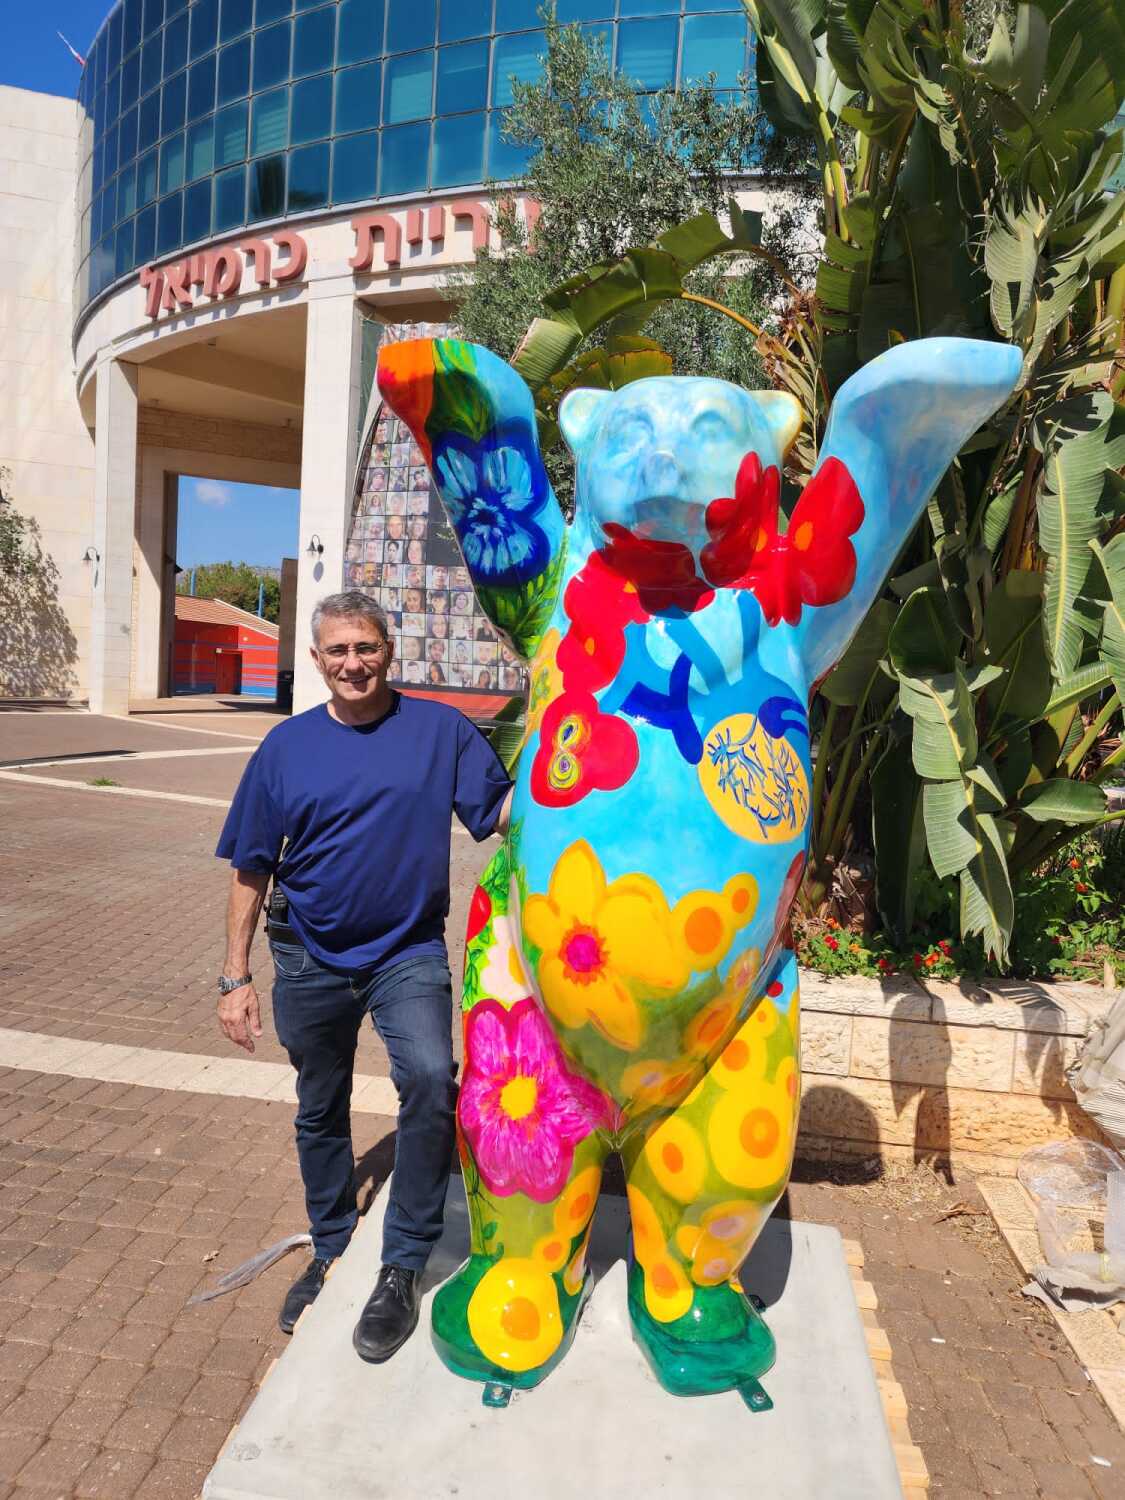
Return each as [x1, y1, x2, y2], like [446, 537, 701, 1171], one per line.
[173, 596, 278, 698]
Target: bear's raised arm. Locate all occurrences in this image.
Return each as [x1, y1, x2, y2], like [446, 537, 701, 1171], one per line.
[792, 337, 1023, 685]
[377, 338, 567, 660]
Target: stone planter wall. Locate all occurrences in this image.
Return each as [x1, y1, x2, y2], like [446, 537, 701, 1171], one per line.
[796, 972, 1115, 1176]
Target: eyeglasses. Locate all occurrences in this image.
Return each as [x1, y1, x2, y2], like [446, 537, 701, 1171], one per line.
[320, 641, 389, 661]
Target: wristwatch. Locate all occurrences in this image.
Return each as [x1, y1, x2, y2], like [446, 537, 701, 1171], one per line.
[217, 974, 253, 994]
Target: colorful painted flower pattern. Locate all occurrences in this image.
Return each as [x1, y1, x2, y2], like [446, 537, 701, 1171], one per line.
[467, 1257, 564, 1373]
[679, 1200, 770, 1287]
[459, 999, 614, 1203]
[700, 453, 866, 626]
[433, 435, 553, 587]
[525, 628, 563, 737]
[557, 552, 649, 692]
[376, 333, 1025, 1398]
[529, 691, 639, 809]
[600, 524, 714, 616]
[522, 841, 685, 1050]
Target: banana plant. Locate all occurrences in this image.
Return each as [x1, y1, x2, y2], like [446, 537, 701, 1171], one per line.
[739, 0, 1125, 961]
[508, 200, 801, 453]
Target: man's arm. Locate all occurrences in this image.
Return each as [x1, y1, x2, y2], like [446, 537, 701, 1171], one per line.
[218, 868, 269, 1054]
[495, 787, 514, 837]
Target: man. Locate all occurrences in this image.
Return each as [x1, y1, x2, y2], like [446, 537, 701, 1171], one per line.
[215, 591, 510, 1361]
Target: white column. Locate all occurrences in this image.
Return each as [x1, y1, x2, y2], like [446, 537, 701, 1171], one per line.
[133, 455, 170, 700]
[89, 358, 139, 716]
[292, 292, 364, 715]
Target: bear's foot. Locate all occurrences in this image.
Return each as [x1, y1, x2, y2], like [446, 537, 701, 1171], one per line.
[627, 1258, 775, 1399]
[431, 1253, 592, 1393]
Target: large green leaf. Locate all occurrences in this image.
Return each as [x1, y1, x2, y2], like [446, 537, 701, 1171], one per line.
[887, 586, 960, 677]
[983, 570, 1052, 722]
[486, 694, 529, 775]
[1043, 659, 1115, 714]
[871, 735, 926, 943]
[1031, 0, 1125, 112]
[825, 0, 877, 90]
[821, 598, 897, 706]
[959, 812, 1015, 963]
[981, 483, 1020, 552]
[1008, 2, 1050, 109]
[744, 0, 855, 134]
[1038, 409, 1125, 676]
[1019, 777, 1108, 822]
[1089, 534, 1125, 693]
[511, 317, 583, 389]
[896, 670, 979, 778]
[985, 206, 1042, 340]
[923, 778, 981, 878]
[656, 203, 765, 269]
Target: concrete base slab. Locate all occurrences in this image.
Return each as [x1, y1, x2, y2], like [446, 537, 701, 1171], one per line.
[204, 1185, 903, 1500]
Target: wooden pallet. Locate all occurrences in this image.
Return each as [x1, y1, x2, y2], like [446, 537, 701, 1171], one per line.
[843, 1237, 931, 1496]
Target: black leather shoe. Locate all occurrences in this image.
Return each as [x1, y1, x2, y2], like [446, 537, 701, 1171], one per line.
[352, 1264, 421, 1363]
[279, 1256, 332, 1334]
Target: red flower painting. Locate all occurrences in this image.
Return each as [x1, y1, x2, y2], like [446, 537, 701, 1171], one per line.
[600, 523, 715, 616]
[530, 690, 639, 808]
[701, 455, 865, 626]
[557, 552, 649, 693]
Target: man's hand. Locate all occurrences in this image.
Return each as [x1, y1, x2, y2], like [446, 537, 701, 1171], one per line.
[218, 982, 264, 1053]
[220, 868, 270, 1052]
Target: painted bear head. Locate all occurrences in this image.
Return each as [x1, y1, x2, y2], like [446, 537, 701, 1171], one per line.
[558, 378, 802, 559]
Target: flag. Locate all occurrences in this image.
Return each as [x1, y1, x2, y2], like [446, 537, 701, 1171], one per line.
[57, 32, 86, 68]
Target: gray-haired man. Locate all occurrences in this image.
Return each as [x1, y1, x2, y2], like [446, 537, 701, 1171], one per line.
[215, 592, 510, 1360]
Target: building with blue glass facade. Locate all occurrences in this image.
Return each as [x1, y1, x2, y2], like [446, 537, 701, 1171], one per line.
[1, 1, 762, 712]
[76, 0, 754, 320]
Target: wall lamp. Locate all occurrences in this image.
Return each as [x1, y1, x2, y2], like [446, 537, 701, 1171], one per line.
[306, 534, 324, 558]
[82, 545, 101, 564]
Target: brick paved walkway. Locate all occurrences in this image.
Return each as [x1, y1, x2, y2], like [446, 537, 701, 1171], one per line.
[0, 709, 1123, 1497]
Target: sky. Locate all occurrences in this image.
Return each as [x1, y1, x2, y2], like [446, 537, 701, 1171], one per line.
[177, 477, 300, 573]
[3, 3, 107, 97]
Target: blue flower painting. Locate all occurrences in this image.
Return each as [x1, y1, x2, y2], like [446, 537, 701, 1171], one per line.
[434, 433, 552, 587]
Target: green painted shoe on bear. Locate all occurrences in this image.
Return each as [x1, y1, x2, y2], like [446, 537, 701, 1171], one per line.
[627, 1256, 775, 1398]
[431, 1252, 592, 1392]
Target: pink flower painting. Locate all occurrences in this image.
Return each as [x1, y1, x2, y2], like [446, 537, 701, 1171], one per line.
[459, 999, 614, 1202]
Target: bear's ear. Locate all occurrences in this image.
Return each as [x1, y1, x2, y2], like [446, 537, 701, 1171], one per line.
[559, 387, 611, 458]
[754, 391, 803, 459]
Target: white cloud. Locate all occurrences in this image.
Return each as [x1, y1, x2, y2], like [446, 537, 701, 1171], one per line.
[193, 480, 234, 508]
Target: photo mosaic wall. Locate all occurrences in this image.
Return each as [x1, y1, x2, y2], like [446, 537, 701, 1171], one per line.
[346, 326, 526, 695]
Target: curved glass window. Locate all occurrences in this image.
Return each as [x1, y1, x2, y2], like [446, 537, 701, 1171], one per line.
[292, 72, 333, 141]
[384, 50, 432, 123]
[217, 37, 252, 102]
[338, 0, 383, 63]
[253, 21, 292, 90]
[437, 40, 488, 115]
[293, 6, 335, 76]
[76, 0, 755, 317]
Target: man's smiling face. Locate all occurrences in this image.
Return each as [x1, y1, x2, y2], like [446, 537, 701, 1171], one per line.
[312, 614, 394, 710]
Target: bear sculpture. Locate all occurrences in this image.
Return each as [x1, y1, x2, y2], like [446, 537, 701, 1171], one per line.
[376, 335, 1022, 1407]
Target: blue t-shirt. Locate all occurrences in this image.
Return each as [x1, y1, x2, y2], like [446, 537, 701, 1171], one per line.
[216, 695, 510, 972]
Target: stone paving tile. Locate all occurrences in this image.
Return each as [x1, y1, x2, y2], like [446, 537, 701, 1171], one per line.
[784, 1168, 1125, 1499]
[0, 1056, 393, 1499]
[0, 712, 255, 764]
[5, 729, 1125, 1498]
[16, 751, 253, 799]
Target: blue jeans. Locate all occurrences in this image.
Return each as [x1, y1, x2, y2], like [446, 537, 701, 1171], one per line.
[270, 942, 457, 1269]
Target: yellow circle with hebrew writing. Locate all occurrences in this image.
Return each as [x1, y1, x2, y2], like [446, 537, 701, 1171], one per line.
[698, 713, 810, 844]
